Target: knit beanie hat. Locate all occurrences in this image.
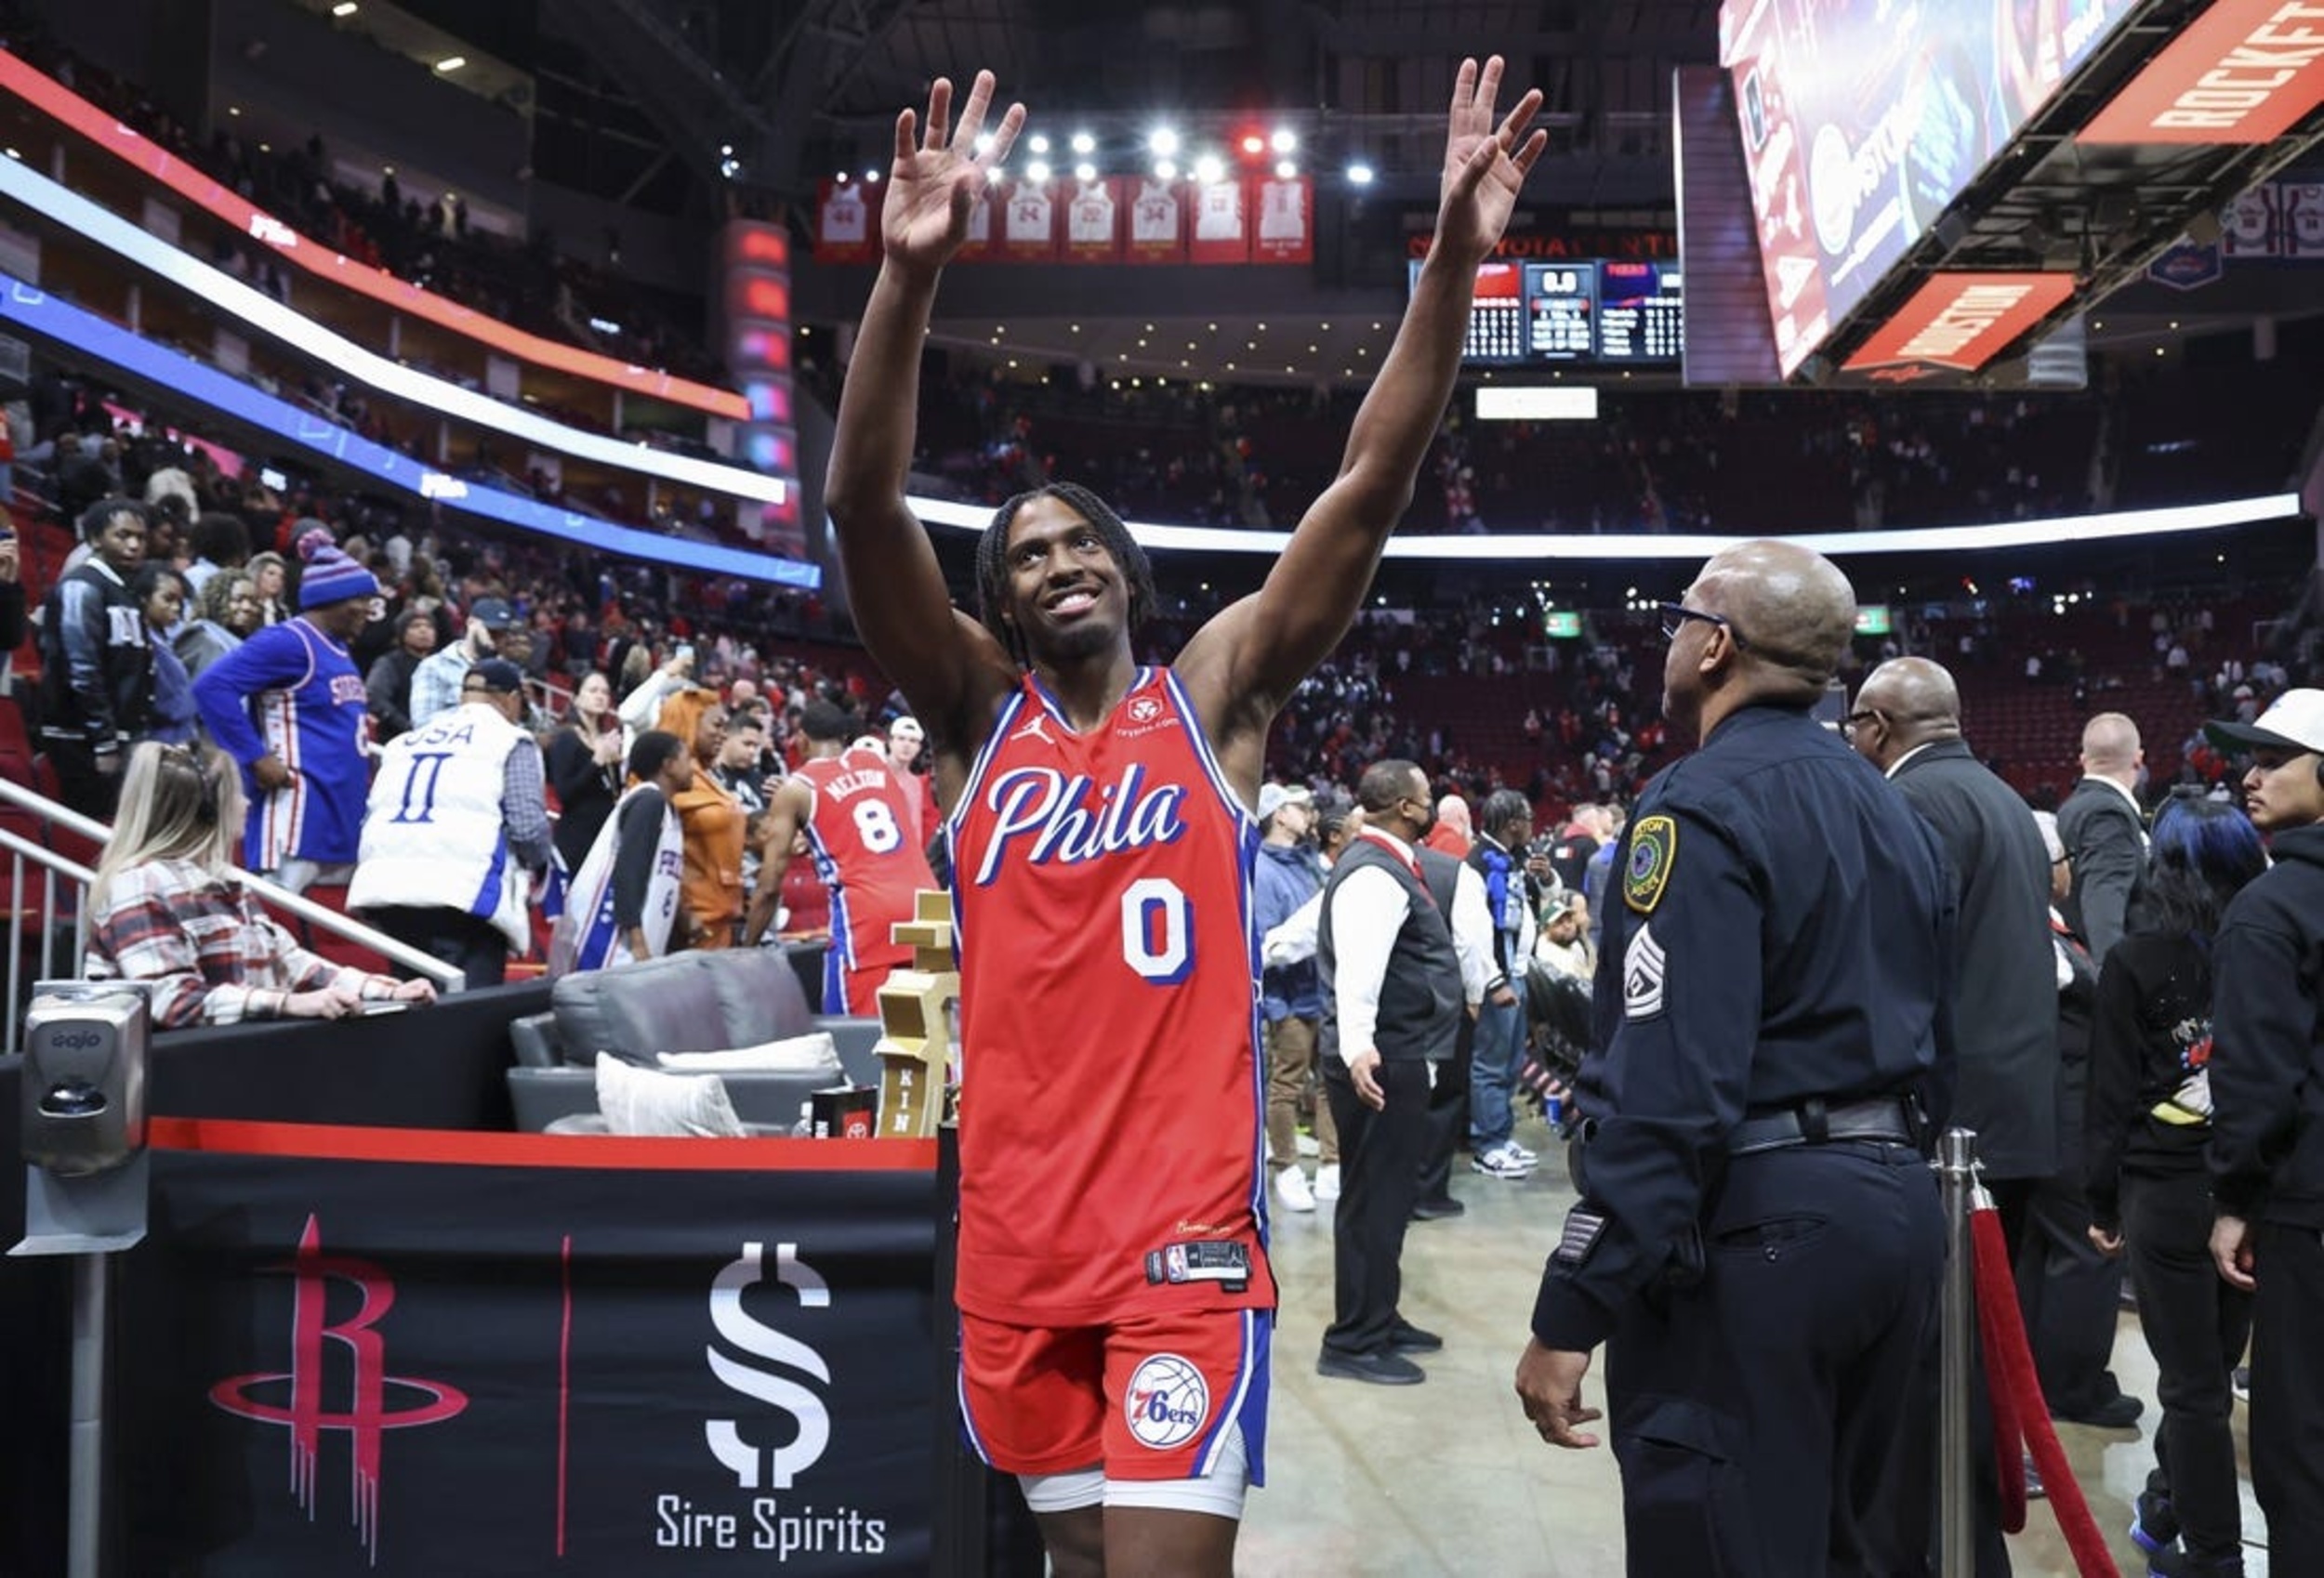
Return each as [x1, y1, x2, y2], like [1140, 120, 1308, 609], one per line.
[295, 528, 381, 610]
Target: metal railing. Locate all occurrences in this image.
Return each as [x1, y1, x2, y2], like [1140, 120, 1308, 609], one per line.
[0, 773, 463, 1053]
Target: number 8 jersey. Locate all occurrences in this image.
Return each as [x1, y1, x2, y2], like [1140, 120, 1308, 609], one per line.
[792, 744, 937, 1015]
[947, 667, 1274, 1323]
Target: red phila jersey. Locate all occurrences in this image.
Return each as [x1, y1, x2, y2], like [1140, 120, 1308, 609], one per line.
[947, 667, 1273, 1323]
[794, 747, 937, 1014]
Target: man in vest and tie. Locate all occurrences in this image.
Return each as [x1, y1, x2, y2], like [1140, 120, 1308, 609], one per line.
[1316, 758, 1467, 1386]
[350, 657, 552, 989]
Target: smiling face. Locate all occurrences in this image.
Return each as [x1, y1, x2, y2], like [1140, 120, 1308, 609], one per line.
[222, 578, 262, 637]
[1001, 494, 1128, 664]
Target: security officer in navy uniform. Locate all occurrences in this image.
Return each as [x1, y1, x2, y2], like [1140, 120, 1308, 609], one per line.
[1513, 540, 1959, 1577]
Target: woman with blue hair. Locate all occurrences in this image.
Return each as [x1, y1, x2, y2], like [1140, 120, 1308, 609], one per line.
[2084, 792, 2267, 1578]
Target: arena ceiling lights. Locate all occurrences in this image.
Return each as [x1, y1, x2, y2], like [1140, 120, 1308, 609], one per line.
[0, 152, 786, 508]
[905, 492, 2301, 560]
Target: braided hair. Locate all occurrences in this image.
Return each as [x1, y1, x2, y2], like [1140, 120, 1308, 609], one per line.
[972, 482, 1155, 669]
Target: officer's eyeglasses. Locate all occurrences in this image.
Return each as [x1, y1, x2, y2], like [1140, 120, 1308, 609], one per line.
[1842, 708, 1882, 741]
[1657, 602, 1760, 655]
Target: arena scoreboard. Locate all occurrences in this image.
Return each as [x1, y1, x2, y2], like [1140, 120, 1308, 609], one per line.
[1422, 257, 1683, 367]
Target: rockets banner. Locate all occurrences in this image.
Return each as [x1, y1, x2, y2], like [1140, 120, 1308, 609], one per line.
[117, 1133, 941, 1576]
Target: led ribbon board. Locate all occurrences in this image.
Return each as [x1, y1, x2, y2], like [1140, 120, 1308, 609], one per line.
[0, 274, 818, 589]
[905, 490, 2300, 561]
[0, 151, 784, 506]
[0, 49, 751, 420]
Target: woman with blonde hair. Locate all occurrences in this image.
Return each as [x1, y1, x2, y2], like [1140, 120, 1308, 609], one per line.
[244, 550, 291, 625]
[84, 743, 437, 1028]
[652, 685, 743, 949]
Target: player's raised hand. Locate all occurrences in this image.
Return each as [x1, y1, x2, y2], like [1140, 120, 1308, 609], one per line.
[883, 71, 1027, 273]
[1436, 55, 1546, 263]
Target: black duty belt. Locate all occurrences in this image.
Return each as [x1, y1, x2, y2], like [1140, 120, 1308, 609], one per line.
[1727, 1097, 1914, 1157]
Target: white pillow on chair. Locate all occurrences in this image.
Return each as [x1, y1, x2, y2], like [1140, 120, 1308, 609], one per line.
[656, 1032, 841, 1076]
[593, 1053, 746, 1137]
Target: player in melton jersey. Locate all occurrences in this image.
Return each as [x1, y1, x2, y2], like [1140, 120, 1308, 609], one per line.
[824, 60, 1543, 1577]
[741, 699, 935, 1009]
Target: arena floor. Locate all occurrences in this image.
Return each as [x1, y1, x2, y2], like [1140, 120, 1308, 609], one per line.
[1239, 1111, 2270, 1577]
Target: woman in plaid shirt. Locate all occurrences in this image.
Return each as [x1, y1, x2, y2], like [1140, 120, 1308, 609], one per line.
[84, 743, 437, 1028]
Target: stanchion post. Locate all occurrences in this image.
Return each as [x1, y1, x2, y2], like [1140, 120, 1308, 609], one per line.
[1936, 1127, 1978, 1578]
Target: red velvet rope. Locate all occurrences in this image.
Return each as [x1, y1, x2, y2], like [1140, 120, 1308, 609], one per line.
[1970, 1203, 2120, 1576]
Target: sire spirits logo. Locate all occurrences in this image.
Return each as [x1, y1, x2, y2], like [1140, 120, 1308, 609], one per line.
[210, 1215, 469, 1564]
[706, 1242, 832, 1490]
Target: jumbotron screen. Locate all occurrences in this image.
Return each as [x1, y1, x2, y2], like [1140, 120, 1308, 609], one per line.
[1419, 258, 1684, 367]
[1720, 0, 2144, 376]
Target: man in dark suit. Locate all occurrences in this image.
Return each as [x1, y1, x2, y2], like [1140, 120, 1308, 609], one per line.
[1851, 657, 2058, 1238]
[1851, 656, 2063, 1578]
[2040, 713, 2152, 1427]
[2056, 712, 2147, 963]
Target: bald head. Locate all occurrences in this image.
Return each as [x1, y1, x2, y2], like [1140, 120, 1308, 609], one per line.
[1692, 540, 1858, 684]
[1858, 658, 1963, 734]
[1851, 656, 1964, 768]
[1435, 795, 1472, 838]
[2080, 713, 2142, 779]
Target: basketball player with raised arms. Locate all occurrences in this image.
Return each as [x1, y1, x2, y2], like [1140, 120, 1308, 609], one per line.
[825, 60, 1544, 1577]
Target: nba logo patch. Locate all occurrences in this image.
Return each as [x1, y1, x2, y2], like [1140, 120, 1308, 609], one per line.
[1123, 1353, 1209, 1450]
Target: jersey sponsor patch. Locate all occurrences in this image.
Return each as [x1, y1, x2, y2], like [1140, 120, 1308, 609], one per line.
[1123, 1353, 1209, 1450]
[1623, 922, 1667, 1020]
[1622, 814, 1676, 914]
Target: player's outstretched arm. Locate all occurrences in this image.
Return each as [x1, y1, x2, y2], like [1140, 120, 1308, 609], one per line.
[1180, 57, 1544, 742]
[824, 72, 1026, 736]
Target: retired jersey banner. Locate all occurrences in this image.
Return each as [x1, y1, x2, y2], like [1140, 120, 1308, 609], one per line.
[1125, 176, 1187, 263]
[1252, 176, 1314, 264]
[1188, 178, 1250, 264]
[118, 1123, 942, 1577]
[997, 178, 1060, 261]
[2286, 181, 2324, 256]
[2224, 183, 2281, 256]
[1062, 177, 1124, 261]
[812, 181, 879, 265]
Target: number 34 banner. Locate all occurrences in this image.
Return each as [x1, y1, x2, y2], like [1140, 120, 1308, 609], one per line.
[117, 1123, 943, 1576]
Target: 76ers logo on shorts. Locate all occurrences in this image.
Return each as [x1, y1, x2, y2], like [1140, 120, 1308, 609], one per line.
[1124, 1353, 1209, 1450]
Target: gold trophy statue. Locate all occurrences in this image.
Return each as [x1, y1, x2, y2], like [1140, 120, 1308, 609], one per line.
[873, 889, 958, 1137]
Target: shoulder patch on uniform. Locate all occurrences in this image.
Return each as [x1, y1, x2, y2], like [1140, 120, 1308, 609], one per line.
[1623, 814, 1677, 914]
[1623, 922, 1666, 1020]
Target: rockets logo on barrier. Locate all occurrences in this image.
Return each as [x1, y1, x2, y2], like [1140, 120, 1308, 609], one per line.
[208, 1216, 469, 1564]
[128, 1149, 936, 1574]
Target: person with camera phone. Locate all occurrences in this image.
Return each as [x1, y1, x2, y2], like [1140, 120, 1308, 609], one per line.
[84, 743, 437, 1028]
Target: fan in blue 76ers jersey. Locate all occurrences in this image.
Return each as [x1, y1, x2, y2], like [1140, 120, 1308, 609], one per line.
[822, 59, 1545, 1578]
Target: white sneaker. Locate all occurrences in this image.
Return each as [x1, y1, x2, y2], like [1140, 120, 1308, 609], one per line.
[1313, 1164, 1340, 1202]
[1508, 1139, 1540, 1164]
[1274, 1166, 1316, 1213]
[1471, 1142, 1536, 1179]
